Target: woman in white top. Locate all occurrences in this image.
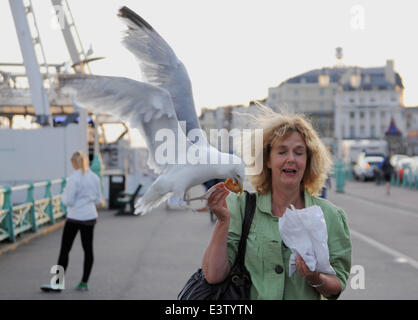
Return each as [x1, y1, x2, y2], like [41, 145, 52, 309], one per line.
[41, 151, 101, 292]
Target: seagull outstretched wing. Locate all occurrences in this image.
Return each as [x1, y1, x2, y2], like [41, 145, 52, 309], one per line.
[117, 6, 201, 138]
[59, 74, 188, 175]
[57, 8, 246, 215]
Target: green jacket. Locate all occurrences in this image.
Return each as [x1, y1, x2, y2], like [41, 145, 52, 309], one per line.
[226, 190, 352, 300]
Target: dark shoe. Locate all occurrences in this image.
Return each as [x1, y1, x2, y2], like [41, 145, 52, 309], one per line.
[40, 284, 63, 292]
[76, 282, 88, 291]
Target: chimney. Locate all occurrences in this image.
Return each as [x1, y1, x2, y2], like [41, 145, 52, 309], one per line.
[385, 59, 395, 84]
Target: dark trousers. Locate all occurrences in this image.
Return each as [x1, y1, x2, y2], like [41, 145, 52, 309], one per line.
[57, 220, 95, 283]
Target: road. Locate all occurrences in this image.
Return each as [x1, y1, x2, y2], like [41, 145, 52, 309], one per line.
[0, 181, 417, 299]
[328, 180, 418, 299]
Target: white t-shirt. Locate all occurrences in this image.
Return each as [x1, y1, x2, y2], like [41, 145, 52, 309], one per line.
[61, 169, 102, 221]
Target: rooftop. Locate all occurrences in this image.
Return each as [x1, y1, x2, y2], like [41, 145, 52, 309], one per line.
[281, 65, 403, 91]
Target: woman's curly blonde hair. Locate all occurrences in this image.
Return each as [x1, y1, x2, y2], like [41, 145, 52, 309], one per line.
[243, 103, 332, 196]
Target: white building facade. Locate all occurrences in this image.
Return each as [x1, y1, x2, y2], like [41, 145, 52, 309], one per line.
[267, 60, 406, 147]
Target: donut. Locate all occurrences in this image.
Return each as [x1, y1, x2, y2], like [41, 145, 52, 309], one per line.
[224, 178, 242, 194]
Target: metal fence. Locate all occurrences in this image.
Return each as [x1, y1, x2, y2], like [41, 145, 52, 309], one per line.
[0, 179, 67, 243]
[332, 162, 418, 192]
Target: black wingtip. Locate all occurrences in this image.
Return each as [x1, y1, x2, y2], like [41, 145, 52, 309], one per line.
[118, 6, 154, 32]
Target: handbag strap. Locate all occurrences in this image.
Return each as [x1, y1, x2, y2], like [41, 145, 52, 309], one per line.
[234, 191, 257, 267]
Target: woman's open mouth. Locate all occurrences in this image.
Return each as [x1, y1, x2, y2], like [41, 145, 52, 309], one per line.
[282, 169, 297, 176]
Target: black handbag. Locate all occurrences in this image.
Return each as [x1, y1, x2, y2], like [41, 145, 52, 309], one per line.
[177, 191, 256, 300]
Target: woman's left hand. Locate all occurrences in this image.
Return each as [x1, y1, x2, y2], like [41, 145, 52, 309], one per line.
[295, 255, 320, 284]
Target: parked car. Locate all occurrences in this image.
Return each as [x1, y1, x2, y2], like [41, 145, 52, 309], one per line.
[353, 153, 385, 181]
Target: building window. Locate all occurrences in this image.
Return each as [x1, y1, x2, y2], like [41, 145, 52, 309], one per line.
[360, 112, 364, 119]
[371, 125, 375, 137]
[294, 89, 299, 96]
[319, 88, 324, 96]
[350, 112, 355, 119]
[350, 125, 355, 138]
[370, 111, 375, 119]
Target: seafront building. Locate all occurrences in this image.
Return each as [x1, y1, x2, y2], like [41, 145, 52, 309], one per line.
[200, 58, 416, 156]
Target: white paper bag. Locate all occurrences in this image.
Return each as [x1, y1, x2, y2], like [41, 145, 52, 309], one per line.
[278, 204, 336, 277]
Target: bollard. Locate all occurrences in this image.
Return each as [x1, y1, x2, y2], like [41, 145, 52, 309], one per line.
[408, 170, 414, 190]
[44, 180, 55, 225]
[90, 155, 105, 208]
[415, 173, 418, 190]
[335, 159, 345, 193]
[90, 155, 102, 180]
[391, 172, 395, 185]
[2, 186, 16, 243]
[415, 174, 418, 190]
[26, 183, 37, 233]
[60, 178, 67, 216]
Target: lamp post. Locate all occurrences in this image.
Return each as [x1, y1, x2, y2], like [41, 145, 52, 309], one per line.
[335, 68, 362, 192]
[334, 92, 345, 193]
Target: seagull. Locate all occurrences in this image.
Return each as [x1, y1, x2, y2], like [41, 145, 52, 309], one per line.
[58, 6, 245, 215]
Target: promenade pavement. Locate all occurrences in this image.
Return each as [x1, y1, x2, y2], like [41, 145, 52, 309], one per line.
[0, 184, 212, 299]
[328, 179, 418, 299]
[0, 179, 417, 299]
[337, 179, 417, 213]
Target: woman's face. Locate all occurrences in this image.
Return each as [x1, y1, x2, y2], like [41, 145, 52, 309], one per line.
[267, 131, 308, 190]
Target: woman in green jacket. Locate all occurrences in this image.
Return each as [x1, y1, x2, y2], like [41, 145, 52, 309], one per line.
[202, 107, 352, 300]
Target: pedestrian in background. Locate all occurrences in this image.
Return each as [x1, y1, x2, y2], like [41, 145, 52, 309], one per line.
[381, 154, 394, 195]
[41, 150, 102, 292]
[202, 106, 352, 300]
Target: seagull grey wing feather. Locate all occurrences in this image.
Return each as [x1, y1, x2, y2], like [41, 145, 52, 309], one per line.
[58, 74, 180, 174]
[118, 6, 202, 137]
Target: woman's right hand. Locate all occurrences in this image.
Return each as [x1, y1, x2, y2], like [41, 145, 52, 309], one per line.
[207, 182, 230, 222]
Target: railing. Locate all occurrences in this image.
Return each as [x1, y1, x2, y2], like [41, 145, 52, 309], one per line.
[0, 178, 67, 243]
[392, 164, 418, 190]
[331, 162, 418, 191]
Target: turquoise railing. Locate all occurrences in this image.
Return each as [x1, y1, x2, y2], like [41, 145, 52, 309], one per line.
[391, 165, 418, 190]
[330, 161, 418, 191]
[0, 178, 67, 243]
